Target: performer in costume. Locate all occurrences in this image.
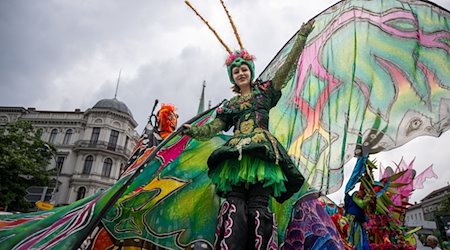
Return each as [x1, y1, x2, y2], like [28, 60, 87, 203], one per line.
[343, 157, 375, 250]
[183, 1, 314, 249]
[157, 103, 178, 140]
[344, 187, 372, 250]
[123, 102, 178, 175]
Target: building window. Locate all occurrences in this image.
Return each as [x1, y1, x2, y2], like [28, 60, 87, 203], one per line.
[102, 158, 113, 177]
[0, 115, 8, 124]
[56, 156, 65, 174]
[76, 187, 86, 200]
[107, 130, 119, 150]
[124, 136, 129, 150]
[90, 127, 101, 144]
[120, 163, 125, 174]
[83, 155, 93, 174]
[112, 121, 121, 128]
[49, 129, 58, 144]
[63, 129, 73, 144]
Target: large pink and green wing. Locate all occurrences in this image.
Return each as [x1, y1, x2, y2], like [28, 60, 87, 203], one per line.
[262, 0, 450, 194]
[0, 109, 227, 250]
[95, 115, 228, 249]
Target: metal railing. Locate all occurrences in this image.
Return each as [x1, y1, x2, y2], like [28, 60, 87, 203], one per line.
[74, 140, 130, 155]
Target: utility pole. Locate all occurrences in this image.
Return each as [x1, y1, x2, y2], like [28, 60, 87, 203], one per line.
[45, 143, 59, 205]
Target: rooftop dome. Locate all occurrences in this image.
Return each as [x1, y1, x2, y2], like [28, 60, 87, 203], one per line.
[93, 98, 133, 117]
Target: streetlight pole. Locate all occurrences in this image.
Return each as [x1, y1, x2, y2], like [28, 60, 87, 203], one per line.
[50, 154, 60, 205]
[45, 143, 59, 205]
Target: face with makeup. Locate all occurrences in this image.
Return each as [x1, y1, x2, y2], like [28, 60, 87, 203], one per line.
[231, 64, 252, 93]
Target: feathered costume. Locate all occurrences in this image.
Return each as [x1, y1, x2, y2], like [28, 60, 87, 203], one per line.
[325, 157, 437, 250]
[0, 0, 449, 249]
[158, 103, 178, 140]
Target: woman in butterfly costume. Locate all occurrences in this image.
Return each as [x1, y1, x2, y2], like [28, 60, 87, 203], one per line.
[183, 1, 314, 248]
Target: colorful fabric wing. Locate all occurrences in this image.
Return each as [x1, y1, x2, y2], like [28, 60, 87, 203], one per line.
[0, 109, 227, 250]
[0, 188, 110, 249]
[94, 116, 227, 249]
[260, 0, 450, 194]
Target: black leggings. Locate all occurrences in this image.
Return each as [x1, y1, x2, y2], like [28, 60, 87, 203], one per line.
[213, 183, 278, 250]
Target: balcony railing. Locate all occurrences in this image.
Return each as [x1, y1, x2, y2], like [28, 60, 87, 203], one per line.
[74, 140, 130, 155]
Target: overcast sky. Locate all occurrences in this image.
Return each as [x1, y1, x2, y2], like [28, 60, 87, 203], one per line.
[1, 0, 449, 204]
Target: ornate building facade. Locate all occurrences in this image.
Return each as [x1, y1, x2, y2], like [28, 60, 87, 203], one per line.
[405, 184, 450, 235]
[0, 98, 139, 206]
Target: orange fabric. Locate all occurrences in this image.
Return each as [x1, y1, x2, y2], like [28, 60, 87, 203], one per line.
[157, 104, 178, 139]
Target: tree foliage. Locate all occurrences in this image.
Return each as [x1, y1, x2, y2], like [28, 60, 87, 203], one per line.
[0, 121, 55, 212]
[437, 195, 450, 214]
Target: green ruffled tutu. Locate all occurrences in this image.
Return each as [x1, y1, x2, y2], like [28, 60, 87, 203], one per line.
[209, 154, 287, 197]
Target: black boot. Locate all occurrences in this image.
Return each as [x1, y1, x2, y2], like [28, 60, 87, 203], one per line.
[214, 187, 248, 250]
[247, 184, 278, 250]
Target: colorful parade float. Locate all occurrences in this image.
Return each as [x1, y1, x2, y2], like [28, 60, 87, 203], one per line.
[0, 0, 449, 249]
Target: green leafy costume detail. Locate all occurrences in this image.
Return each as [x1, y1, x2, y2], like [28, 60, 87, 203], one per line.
[184, 22, 313, 203]
[186, 81, 304, 203]
[353, 193, 371, 209]
[184, 118, 225, 141]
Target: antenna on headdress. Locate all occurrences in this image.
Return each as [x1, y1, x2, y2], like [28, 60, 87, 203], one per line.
[185, 1, 232, 54]
[219, 0, 244, 51]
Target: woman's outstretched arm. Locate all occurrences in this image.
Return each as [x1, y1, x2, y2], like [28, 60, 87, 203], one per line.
[182, 118, 226, 141]
[272, 20, 314, 91]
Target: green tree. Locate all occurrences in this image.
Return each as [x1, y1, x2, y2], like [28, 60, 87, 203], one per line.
[0, 121, 55, 212]
[438, 195, 450, 214]
[435, 195, 450, 244]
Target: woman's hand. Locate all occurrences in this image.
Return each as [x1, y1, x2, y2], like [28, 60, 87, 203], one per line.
[181, 124, 191, 136]
[299, 19, 315, 36]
